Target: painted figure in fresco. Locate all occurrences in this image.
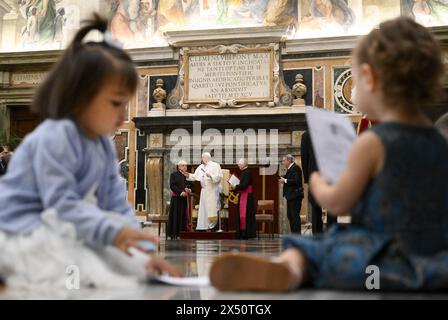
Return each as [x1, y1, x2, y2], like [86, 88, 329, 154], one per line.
[402, 0, 448, 26]
[301, 0, 355, 34]
[230, 0, 297, 29]
[231, 0, 269, 24]
[217, 0, 231, 25]
[140, 0, 157, 41]
[53, 7, 66, 45]
[37, 0, 57, 44]
[20, 0, 59, 47]
[310, 0, 333, 18]
[157, 0, 185, 33]
[110, 0, 141, 41]
[180, 0, 201, 27]
[154, 0, 297, 33]
[21, 6, 38, 46]
[264, 0, 298, 34]
[110, 0, 156, 45]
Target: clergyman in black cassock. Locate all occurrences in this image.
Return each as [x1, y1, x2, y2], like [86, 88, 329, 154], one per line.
[231, 159, 256, 239]
[167, 160, 193, 239]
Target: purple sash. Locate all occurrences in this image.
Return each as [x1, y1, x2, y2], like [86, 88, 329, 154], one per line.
[239, 185, 253, 230]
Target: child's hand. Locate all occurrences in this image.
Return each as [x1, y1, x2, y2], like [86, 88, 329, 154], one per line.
[114, 227, 159, 254]
[147, 254, 184, 277]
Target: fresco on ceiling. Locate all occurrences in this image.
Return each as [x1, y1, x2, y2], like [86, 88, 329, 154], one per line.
[0, 0, 445, 52]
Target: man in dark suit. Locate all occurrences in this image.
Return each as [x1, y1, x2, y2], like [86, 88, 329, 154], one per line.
[0, 147, 8, 176]
[279, 154, 304, 234]
[301, 131, 337, 234]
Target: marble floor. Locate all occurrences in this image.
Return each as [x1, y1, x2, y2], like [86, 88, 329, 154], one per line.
[1, 236, 448, 300]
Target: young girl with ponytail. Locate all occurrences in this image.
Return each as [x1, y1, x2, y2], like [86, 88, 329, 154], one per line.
[0, 15, 181, 289]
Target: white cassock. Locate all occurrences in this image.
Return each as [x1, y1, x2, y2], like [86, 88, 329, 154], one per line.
[188, 161, 223, 230]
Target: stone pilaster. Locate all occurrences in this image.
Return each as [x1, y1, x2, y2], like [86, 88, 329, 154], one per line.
[1, 4, 25, 52]
[0, 1, 13, 48]
[145, 133, 165, 216]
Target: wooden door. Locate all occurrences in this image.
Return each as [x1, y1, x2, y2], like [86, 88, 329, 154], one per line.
[9, 105, 41, 139]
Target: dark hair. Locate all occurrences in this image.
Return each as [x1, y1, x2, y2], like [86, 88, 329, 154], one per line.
[32, 14, 138, 119]
[4, 143, 14, 152]
[435, 112, 448, 140]
[354, 17, 444, 109]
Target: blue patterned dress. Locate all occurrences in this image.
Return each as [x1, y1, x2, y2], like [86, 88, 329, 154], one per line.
[284, 122, 448, 290]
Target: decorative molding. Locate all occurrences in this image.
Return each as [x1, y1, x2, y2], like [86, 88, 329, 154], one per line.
[0, 71, 9, 86]
[285, 25, 448, 55]
[0, 50, 60, 66]
[0, 86, 34, 104]
[0, 1, 13, 14]
[165, 105, 305, 117]
[291, 131, 302, 147]
[149, 133, 164, 149]
[11, 72, 46, 86]
[285, 36, 358, 55]
[0, 46, 175, 67]
[165, 26, 287, 48]
[129, 46, 175, 63]
[133, 112, 307, 134]
[334, 68, 356, 114]
[113, 129, 130, 200]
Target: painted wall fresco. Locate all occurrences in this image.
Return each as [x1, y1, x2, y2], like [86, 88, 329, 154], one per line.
[0, 0, 446, 52]
[401, 0, 448, 26]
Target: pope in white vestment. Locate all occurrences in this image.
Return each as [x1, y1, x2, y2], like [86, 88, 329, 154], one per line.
[187, 153, 223, 230]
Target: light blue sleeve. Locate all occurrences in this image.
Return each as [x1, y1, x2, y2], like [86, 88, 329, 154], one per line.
[33, 122, 126, 248]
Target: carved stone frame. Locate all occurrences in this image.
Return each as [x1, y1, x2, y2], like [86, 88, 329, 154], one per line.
[167, 43, 292, 109]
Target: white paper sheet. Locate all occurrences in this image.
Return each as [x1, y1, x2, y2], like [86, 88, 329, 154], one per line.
[149, 275, 210, 287]
[228, 174, 240, 187]
[305, 107, 356, 184]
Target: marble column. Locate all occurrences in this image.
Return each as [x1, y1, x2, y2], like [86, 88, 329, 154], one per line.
[146, 155, 163, 216]
[0, 1, 12, 48]
[146, 133, 165, 216]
